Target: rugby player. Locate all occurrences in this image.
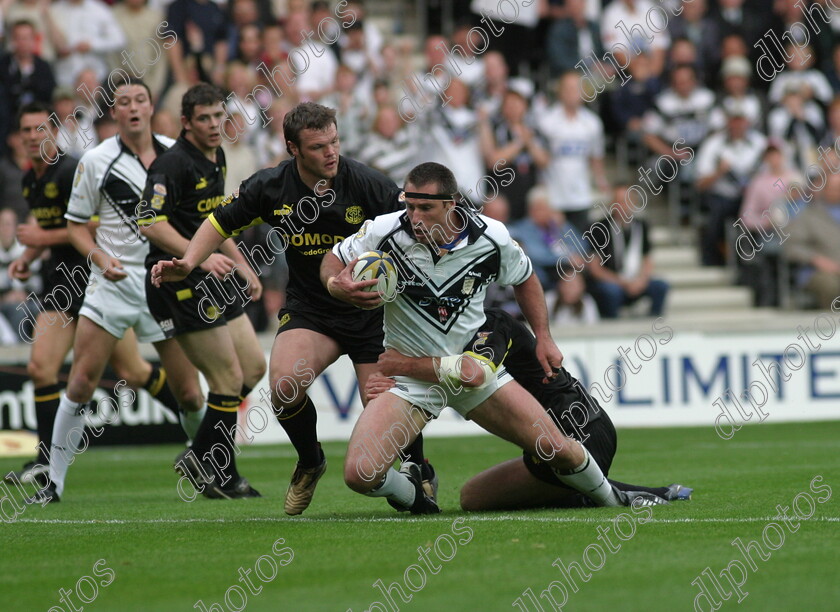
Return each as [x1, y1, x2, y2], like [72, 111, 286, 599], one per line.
[321, 163, 650, 514]
[5, 102, 183, 489]
[24, 78, 204, 504]
[151, 102, 434, 514]
[139, 83, 266, 498]
[366, 308, 693, 510]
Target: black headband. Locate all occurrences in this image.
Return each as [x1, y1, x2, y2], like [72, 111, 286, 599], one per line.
[401, 191, 457, 201]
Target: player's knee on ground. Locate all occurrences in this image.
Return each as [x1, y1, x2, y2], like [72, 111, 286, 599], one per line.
[459, 480, 486, 512]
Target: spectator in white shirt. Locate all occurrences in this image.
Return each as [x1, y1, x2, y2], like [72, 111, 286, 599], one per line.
[49, 0, 126, 87]
[601, 0, 669, 77]
[537, 71, 610, 232]
[695, 105, 767, 266]
[284, 10, 337, 101]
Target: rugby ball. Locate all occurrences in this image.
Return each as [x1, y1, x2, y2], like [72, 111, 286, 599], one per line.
[352, 250, 398, 307]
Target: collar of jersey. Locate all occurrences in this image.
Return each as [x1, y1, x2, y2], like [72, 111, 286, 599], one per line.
[177, 131, 223, 168]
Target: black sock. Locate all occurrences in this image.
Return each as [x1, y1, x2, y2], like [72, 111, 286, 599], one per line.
[194, 393, 241, 483]
[404, 433, 425, 465]
[145, 366, 180, 413]
[239, 384, 253, 401]
[277, 395, 321, 468]
[34, 383, 62, 464]
[609, 479, 669, 497]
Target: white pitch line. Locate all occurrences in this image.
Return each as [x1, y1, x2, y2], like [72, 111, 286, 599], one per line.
[7, 516, 840, 525]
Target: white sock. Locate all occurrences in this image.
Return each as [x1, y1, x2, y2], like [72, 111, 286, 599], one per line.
[553, 446, 620, 507]
[366, 467, 416, 507]
[179, 407, 206, 441]
[49, 395, 89, 497]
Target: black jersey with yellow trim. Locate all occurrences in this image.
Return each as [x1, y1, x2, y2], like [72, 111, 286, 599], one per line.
[21, 152, 86, 284]
[208, 155, 401, 314]
[465, 308, 603, 424]
[139, 134, 227, 268]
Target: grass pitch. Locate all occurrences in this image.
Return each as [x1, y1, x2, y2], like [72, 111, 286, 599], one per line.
[2, 421, 838, 612]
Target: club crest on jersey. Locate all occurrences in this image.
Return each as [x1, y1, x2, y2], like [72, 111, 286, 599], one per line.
[462, 277, 476, 296]
[151, 183, 167, 209]
[44, 182, 58, 199]
[195, 177, 208, 190]
[345, 205, 364, 224]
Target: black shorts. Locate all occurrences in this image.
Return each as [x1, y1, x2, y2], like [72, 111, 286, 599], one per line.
[38, 262, 88, 317]
[275, 300, 384, 364]
[36, 287, 85, 318]
[523, 410, 617, 488]
[145, 267, 246, 338]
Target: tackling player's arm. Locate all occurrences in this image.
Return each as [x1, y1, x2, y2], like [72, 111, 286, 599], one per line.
[366, 349, 496, 401]
[513, 271, 563, 379]
[150, 218, 227, 286]
[142, 219, 236, 280]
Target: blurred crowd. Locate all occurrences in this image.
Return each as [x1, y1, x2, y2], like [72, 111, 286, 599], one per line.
[2, 0, 840, 343]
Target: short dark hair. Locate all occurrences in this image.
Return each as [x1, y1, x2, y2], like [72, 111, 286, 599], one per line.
[181, 83, 225, 120]
[283, 102, 337, 156]
[16, 101, 54, 129]
[405, 162, 458, 197]
[111, 75, 153, 100]
[10, 19, 37, 32]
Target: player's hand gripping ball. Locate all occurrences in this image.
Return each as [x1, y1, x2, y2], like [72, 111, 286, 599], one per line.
[352, 250, 398, 308]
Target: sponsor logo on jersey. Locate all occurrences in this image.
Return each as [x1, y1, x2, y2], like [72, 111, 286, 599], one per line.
[73, 163, 84, 187]
[345, 205, 364, 224]
[159, 318, 174, 332]
[44, 182, 59, 199]
[197, 195, 225, 213]
[195, 177, 208, 190]
[32, 206, 63, 220]
[278, 313, 291, 328]
[204, 304, 220, 321]
[274, 204, 293, 216]
[286, 233, 346, 248]
[22, 186, 30, 198]
[462, 277, 475, 295]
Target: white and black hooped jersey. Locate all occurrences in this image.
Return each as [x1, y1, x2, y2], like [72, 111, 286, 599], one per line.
[333, 207, 533, 358]
[66, 134, 175, 266]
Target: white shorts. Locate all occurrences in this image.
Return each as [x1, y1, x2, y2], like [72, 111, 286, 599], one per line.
[79, 264, 165, 343]
[388, 367, 514, 418]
